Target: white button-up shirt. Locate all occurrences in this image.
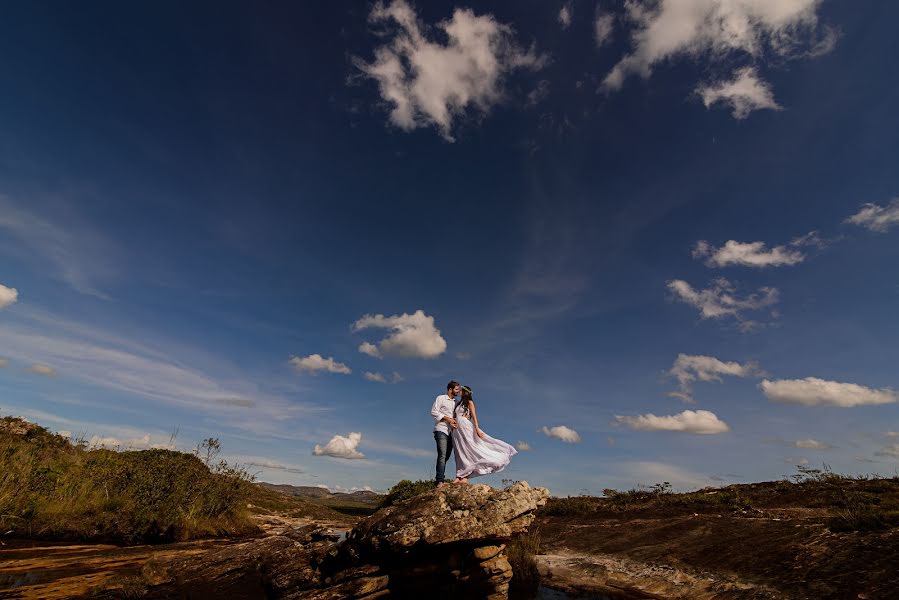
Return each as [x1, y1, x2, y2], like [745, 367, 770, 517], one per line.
[431, 394, 456, 435]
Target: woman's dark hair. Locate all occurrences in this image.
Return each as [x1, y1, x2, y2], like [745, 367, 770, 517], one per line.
[458, 386, 473, 416]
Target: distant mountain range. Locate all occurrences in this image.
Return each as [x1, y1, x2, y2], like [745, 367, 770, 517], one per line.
[258, 482, 383, 505]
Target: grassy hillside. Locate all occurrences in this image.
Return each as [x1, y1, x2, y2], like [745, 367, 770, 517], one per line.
[0, 416, 258, 544]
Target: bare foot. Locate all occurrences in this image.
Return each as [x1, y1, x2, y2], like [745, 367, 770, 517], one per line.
[454, 477, 470, 485]
[437, 481, 447, 488]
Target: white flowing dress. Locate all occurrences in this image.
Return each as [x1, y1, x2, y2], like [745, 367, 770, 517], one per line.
[451, 402, 517, 479]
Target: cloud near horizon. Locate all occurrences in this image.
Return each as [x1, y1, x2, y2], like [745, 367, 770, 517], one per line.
[614, 409, 730, 434]
[355, 0, 547, 141]
[540, 425, 581, 443]
[353, 309, 447, 359]
[760, 378, 898, 407]
[313, 432, 365, 459]
[794, 438, 832, 450]
[289, 354, 352, 375]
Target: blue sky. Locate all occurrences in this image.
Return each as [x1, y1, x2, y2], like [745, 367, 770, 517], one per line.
[1, 1, 898, 495]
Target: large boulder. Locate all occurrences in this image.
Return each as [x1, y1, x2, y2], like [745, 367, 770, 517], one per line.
[140, 481, 548, 599]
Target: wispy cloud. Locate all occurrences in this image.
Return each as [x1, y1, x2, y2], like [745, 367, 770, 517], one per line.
[0, 309, 299, 422]
[794, 439, 832, 450]
[0, 196, 116, 298]
[667, 277, 779, 329]
[26, 364, 56, 377]
[558, 3, 572, 29]
[760, 378, 898, 407]
[696, 67, 781, 119]
[668, 353, 762, 403]
[693, 239, 804, 268]
[845, 198, 899, 233]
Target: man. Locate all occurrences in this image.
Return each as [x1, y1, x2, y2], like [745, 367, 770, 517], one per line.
[431, 380, 460, 487]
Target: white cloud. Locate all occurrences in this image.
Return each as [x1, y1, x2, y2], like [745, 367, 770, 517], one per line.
[885, 431, 899, 438]
[526, 79, 550, 107]
[693, 238, 803, 268]
[355, 0, 547, 141]
[594, 12, 614, 47]
[696, 67, 781, 119]
[875, 444, 899, 458]
[668, 353, 762, 402]
[89, 433, 174, 450]
[845, 198, 899, 233]
[516, 440, 531, 451]
[794, 438, 831, 450]
[358, 341, 381, 358]
[540, 425, 581, 443]
[26, 364, 56, 377]
[626, 461, 716, 491]
[0, 283, 18, 309]
[352, 309, 447, 359]
[391, 371, 404, 383]
[614, 409, 730, 434]
[289, 354, 352, 375]
[603, 0, 830, 91]
[760, 378, 898, 407]
[667, 277, 779, 326]
[313, 432, 365, 460]
[364, 371, 387, 383]
[558, 4, 572, 29]
[0, 358, 8, 368]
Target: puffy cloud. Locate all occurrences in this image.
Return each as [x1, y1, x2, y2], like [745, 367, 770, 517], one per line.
[27, 364, 56, 377]
[516, 440, 532, 451]
[364, 371, 387, 383]
[693, 239, 803, 268]
[540, 425, 581, 443]
[667, 277, 779, 327]
[845, 198, 899, 233]
[696, 67, 781, 119]
[352, 310, 447, 359]
[594, 12, 614, 47]
[603, 0, 830, 91]
[558, 4, 572, 29]
[289, 354, 352, 375]
[313, 432, 365, 459]
[0, 283, 18, 309]
[794, 439, 831, 450]
[355, 0, 547, 141]
[760, 378, 898, 407]
[614, 409, 730, 434]
[668, 353, 762, 402]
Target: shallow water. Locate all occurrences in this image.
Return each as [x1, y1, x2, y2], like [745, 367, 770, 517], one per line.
[538, 585, 611, 599]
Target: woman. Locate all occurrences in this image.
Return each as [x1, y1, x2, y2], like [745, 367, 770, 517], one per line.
[451, 385, 517, 484]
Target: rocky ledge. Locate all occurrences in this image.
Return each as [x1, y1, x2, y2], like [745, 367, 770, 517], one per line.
[138, 481, 549, 599]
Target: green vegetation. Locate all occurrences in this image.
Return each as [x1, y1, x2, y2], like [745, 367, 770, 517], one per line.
[379, 478, 436, 507]
[538, 466, 899, 533]
[0, 416, 257, 543]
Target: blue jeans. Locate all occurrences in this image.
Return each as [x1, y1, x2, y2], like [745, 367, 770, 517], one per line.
[434, 431, 453, 483]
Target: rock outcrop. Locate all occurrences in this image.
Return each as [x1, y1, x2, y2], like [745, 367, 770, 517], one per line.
[140, 481, 548, 599]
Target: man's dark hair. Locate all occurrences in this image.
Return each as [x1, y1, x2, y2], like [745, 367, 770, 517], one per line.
[447, 380, 459, 391]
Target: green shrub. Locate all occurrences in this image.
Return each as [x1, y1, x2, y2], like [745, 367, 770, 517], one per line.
[0, 416, 257, 543]
[379, 479, 435, 507]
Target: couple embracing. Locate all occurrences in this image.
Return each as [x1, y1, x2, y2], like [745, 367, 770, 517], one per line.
[430, 381, 517, 487]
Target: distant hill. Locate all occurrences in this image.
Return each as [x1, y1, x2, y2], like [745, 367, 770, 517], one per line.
[257, 482, 384, 514]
